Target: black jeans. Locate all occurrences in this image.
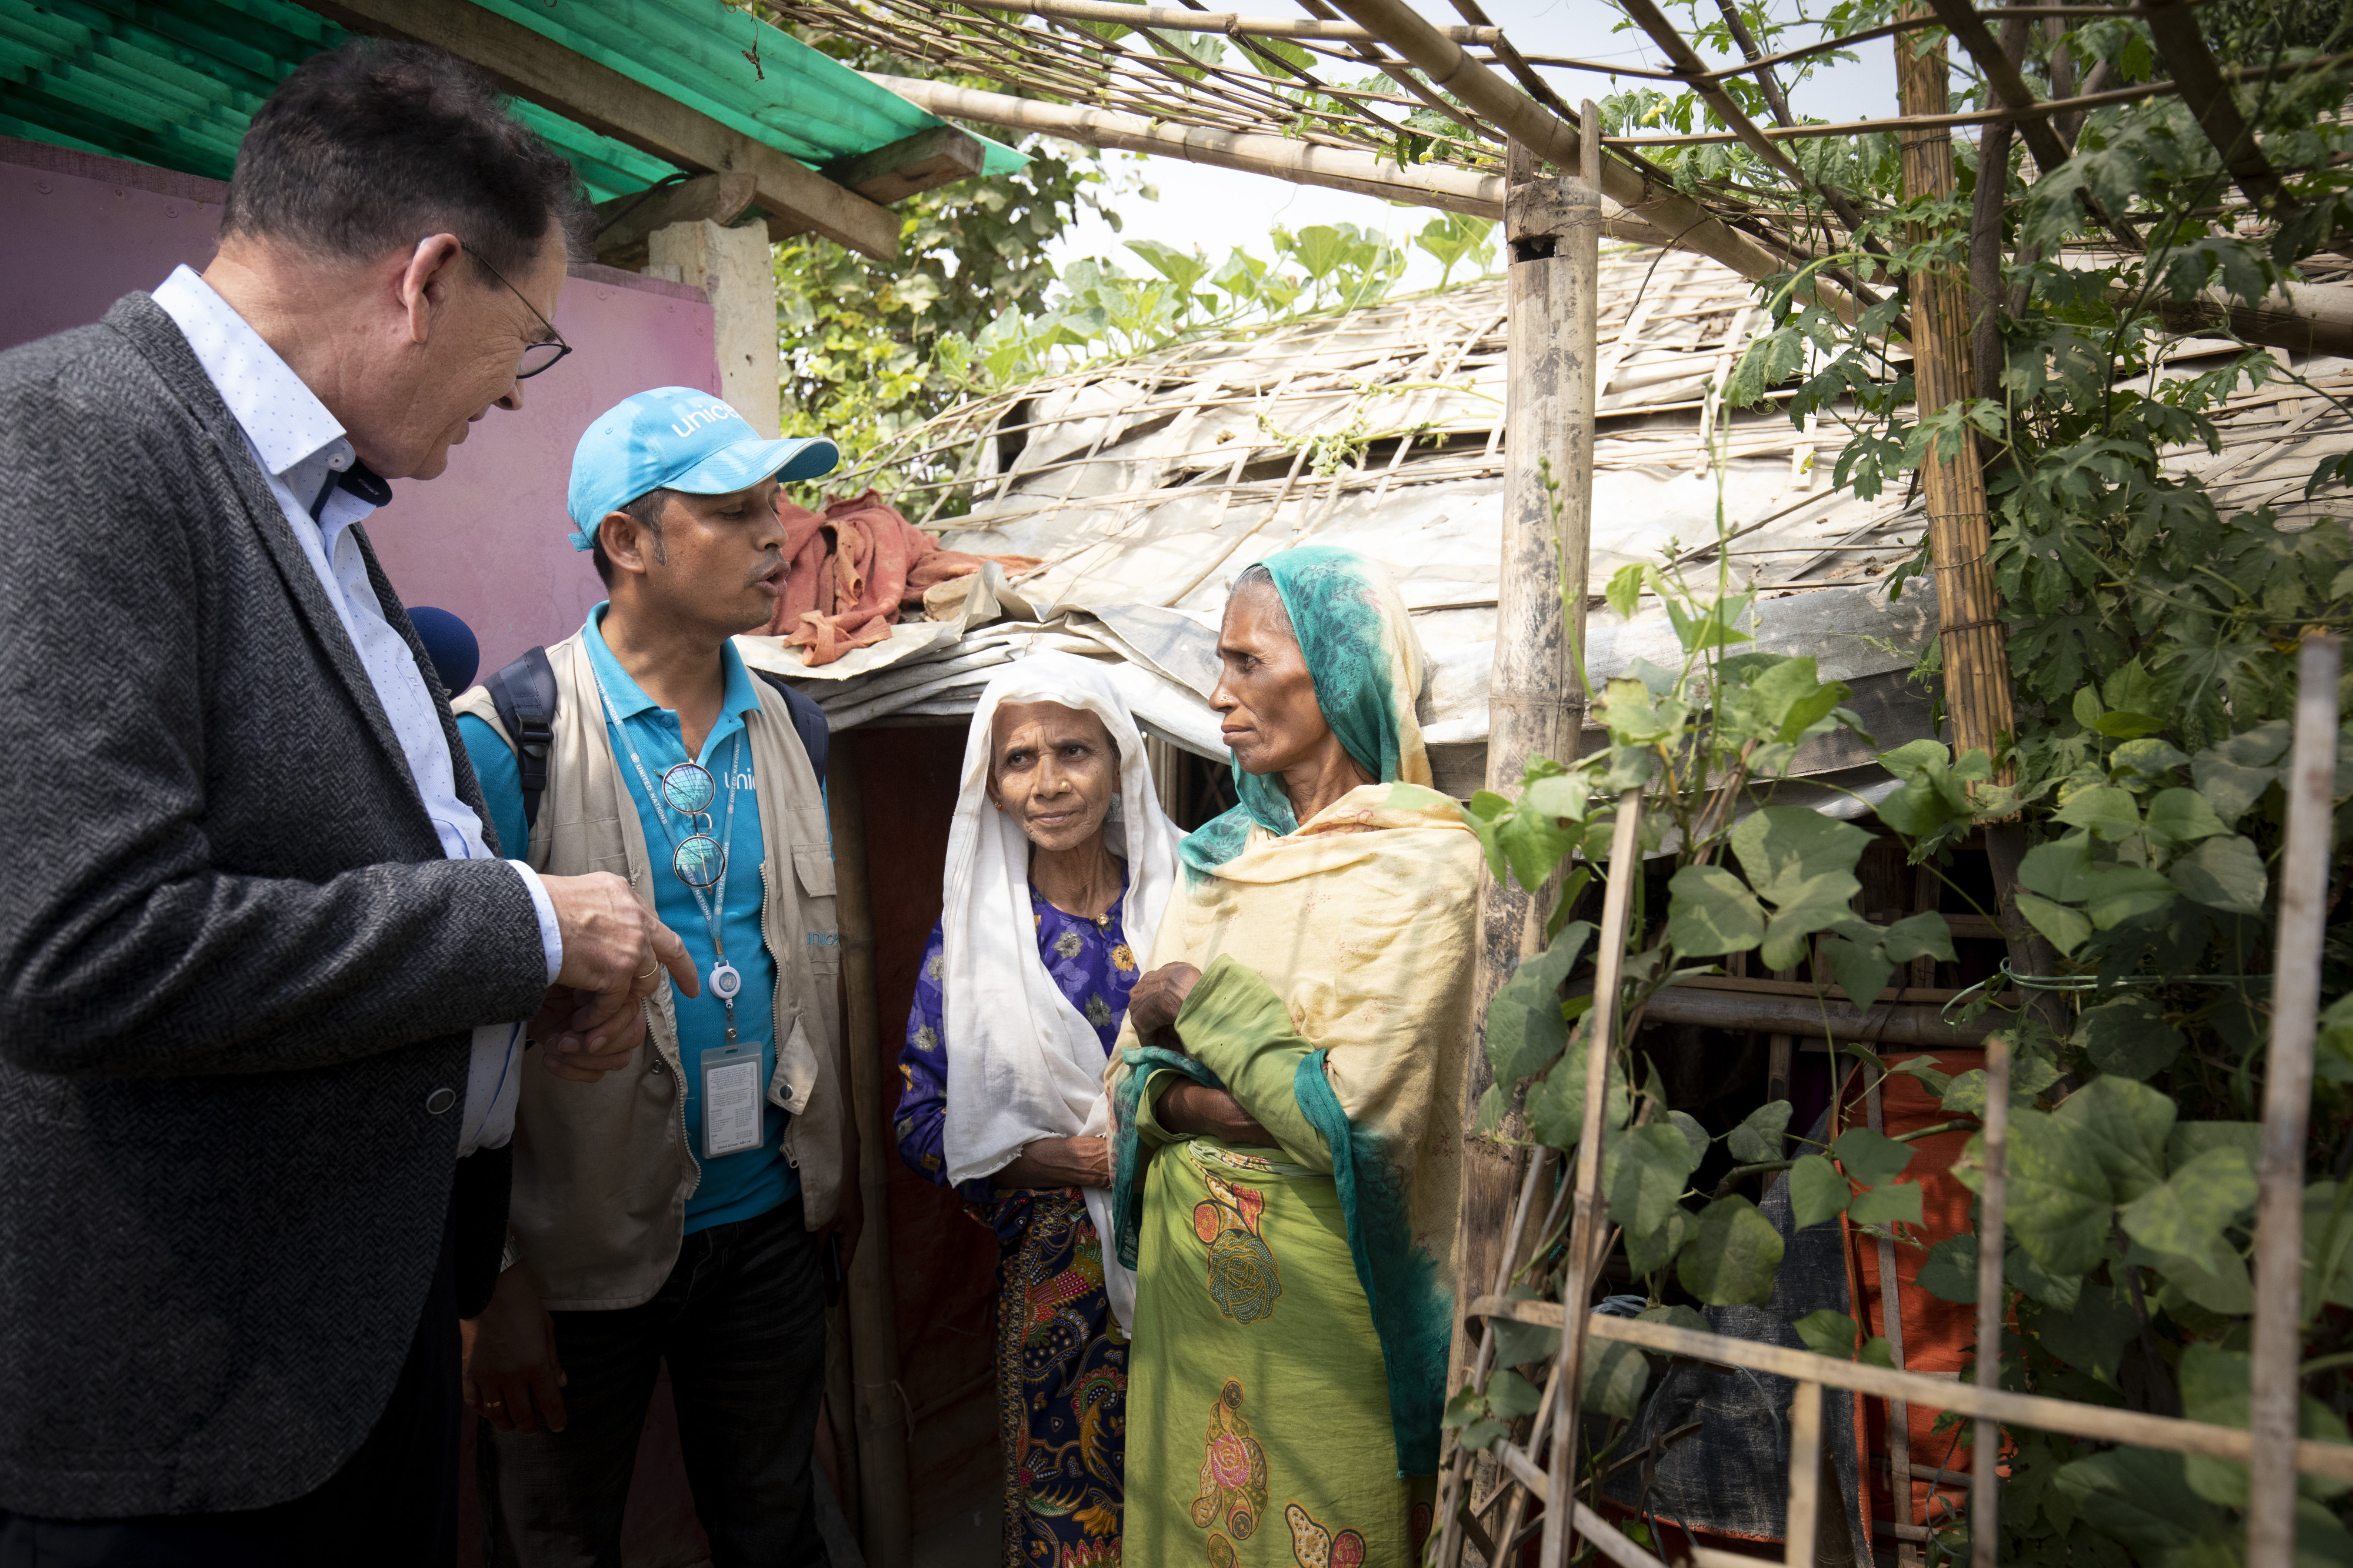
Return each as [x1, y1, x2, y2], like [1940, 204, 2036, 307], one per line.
[481, 1197, 830, 1568]
[0, 1200, 461, 1568]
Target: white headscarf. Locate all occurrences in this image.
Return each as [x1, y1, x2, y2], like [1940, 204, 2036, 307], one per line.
[939, 651, 1181, 1332]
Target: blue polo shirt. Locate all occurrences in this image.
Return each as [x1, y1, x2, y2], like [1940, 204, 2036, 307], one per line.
[458, 606, 795, 1233]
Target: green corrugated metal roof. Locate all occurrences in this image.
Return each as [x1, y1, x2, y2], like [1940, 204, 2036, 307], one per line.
[0, 0, 1021, 207]
[477, 0, 1027, 179]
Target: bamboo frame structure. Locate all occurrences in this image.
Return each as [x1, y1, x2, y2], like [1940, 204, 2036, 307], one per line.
[772, 0, 2349, 328]
[748, 5, 2353, 1560]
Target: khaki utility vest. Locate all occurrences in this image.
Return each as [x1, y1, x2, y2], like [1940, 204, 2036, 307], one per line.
[455, 633, 845, 1310]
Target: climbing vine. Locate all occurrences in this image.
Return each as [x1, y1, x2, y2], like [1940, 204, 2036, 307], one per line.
[1446, 4, 2353, 1562]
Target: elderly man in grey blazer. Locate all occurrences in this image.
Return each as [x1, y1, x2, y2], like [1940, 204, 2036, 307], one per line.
[0, 41, 696, 1568]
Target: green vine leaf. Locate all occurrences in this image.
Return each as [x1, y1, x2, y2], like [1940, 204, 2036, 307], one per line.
[1579, 1339, 1652, 1419]
[2074, 995, 2187, 1081]
[2120, 1145, 2257, 1276]
[2054, 1076, 2174, 1204]
[1664, 865, 1766, 957]
[1832, 1127, 1915, 1188]
[1606, 1121, 1704, 1240]
[2166, 834, 2268, 915]
[1484, 921, 1592, 1089]
[1727, 1100, 1792, 1164]
[1677, 1196, 1784, 1307]
[2000, 1112, 2117, 1279]
[1788, 1153, 1851, 1230]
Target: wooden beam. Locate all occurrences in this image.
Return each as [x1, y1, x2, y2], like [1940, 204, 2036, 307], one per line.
[2143, 0, 2292, 215]
[825, 741, 915, 1568]
[821, 125, 986, 206]
[590, 171, 755, 269]
[1639, 982, 1999, 1047]
[304, 0, 899, 261]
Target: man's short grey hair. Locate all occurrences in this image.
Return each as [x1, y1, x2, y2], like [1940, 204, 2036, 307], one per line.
[222, 38, 592, 276]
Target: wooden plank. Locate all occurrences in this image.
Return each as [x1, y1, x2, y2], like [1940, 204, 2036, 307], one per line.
[820, 124, 986, 208]
[1464, 1295, 2353, 1484]
[591, 171, 755, 268]
[305, 0, 899, 260]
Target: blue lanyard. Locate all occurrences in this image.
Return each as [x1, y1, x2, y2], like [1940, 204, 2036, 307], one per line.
[588, 669, 751, 1039]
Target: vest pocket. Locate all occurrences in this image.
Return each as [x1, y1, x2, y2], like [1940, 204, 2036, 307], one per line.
[791, 844, 835, 899]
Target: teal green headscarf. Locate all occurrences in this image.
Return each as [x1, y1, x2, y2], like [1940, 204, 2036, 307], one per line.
[1179, 546, 1431, 876]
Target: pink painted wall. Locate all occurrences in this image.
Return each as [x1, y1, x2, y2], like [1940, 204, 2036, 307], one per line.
[0, 136, 719, 678]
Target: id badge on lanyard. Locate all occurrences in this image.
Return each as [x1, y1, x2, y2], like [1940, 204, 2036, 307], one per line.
[699, 1042, 766, 1158]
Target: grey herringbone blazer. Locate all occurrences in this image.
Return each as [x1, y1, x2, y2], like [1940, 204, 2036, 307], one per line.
[0, 293, 550, 1517]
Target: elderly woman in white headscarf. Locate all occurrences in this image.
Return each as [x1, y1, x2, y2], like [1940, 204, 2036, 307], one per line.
[895, 651, 1182, 1568]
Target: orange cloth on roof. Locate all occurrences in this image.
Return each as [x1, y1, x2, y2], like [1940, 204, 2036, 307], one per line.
[765, 489, 1041, 666]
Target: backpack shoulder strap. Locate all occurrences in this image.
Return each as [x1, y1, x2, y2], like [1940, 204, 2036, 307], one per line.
[755, 669, 830, 786]
[484, 646, 559, 833]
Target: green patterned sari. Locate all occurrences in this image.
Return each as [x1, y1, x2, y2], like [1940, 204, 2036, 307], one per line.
[1124, 1136, 1429, 1568]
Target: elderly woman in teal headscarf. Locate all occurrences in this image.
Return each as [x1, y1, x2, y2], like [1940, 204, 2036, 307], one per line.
[1101, 547, 1484, 1568]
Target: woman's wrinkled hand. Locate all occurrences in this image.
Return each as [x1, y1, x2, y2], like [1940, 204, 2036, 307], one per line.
[1127, 962, 1204, 1048]
[996, 1135, 1113, 1192]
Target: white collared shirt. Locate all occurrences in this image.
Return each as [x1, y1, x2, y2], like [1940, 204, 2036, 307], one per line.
[152, 265, 561, 1157]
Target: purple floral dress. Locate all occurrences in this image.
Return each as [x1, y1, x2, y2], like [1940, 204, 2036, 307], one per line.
[897, 876, 1140, 1567]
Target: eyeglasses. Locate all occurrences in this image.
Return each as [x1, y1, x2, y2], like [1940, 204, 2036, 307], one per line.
[459, 241, 573, 380]
[656, 760, 727, 888]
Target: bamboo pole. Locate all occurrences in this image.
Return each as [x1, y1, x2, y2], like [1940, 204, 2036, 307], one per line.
[1894, 14, 2017, 765]
[1469, 1293, 2353, 1485]
[2247, 634, 2343, 1567]
[1438, 141, 1602, 1568]
[824, 740, 914, 1568]
[1544, 789, 1645, 1568]
[867, 72, 1514, 222]
[1318, 0, 1843, 311]
[1865, 1081, 1919, 1568]
[1970, 1035, 2011, 1568]
[1785, 1380, 1825, 1567]
[1451, 134, 1601, 1406]
[957, 0, 1502, 42]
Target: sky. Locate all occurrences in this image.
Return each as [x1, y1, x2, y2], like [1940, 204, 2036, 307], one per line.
[1039, 0, 1898, 293]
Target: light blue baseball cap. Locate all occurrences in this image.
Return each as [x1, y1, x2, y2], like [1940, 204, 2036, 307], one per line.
[565, 387, 839, 551]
